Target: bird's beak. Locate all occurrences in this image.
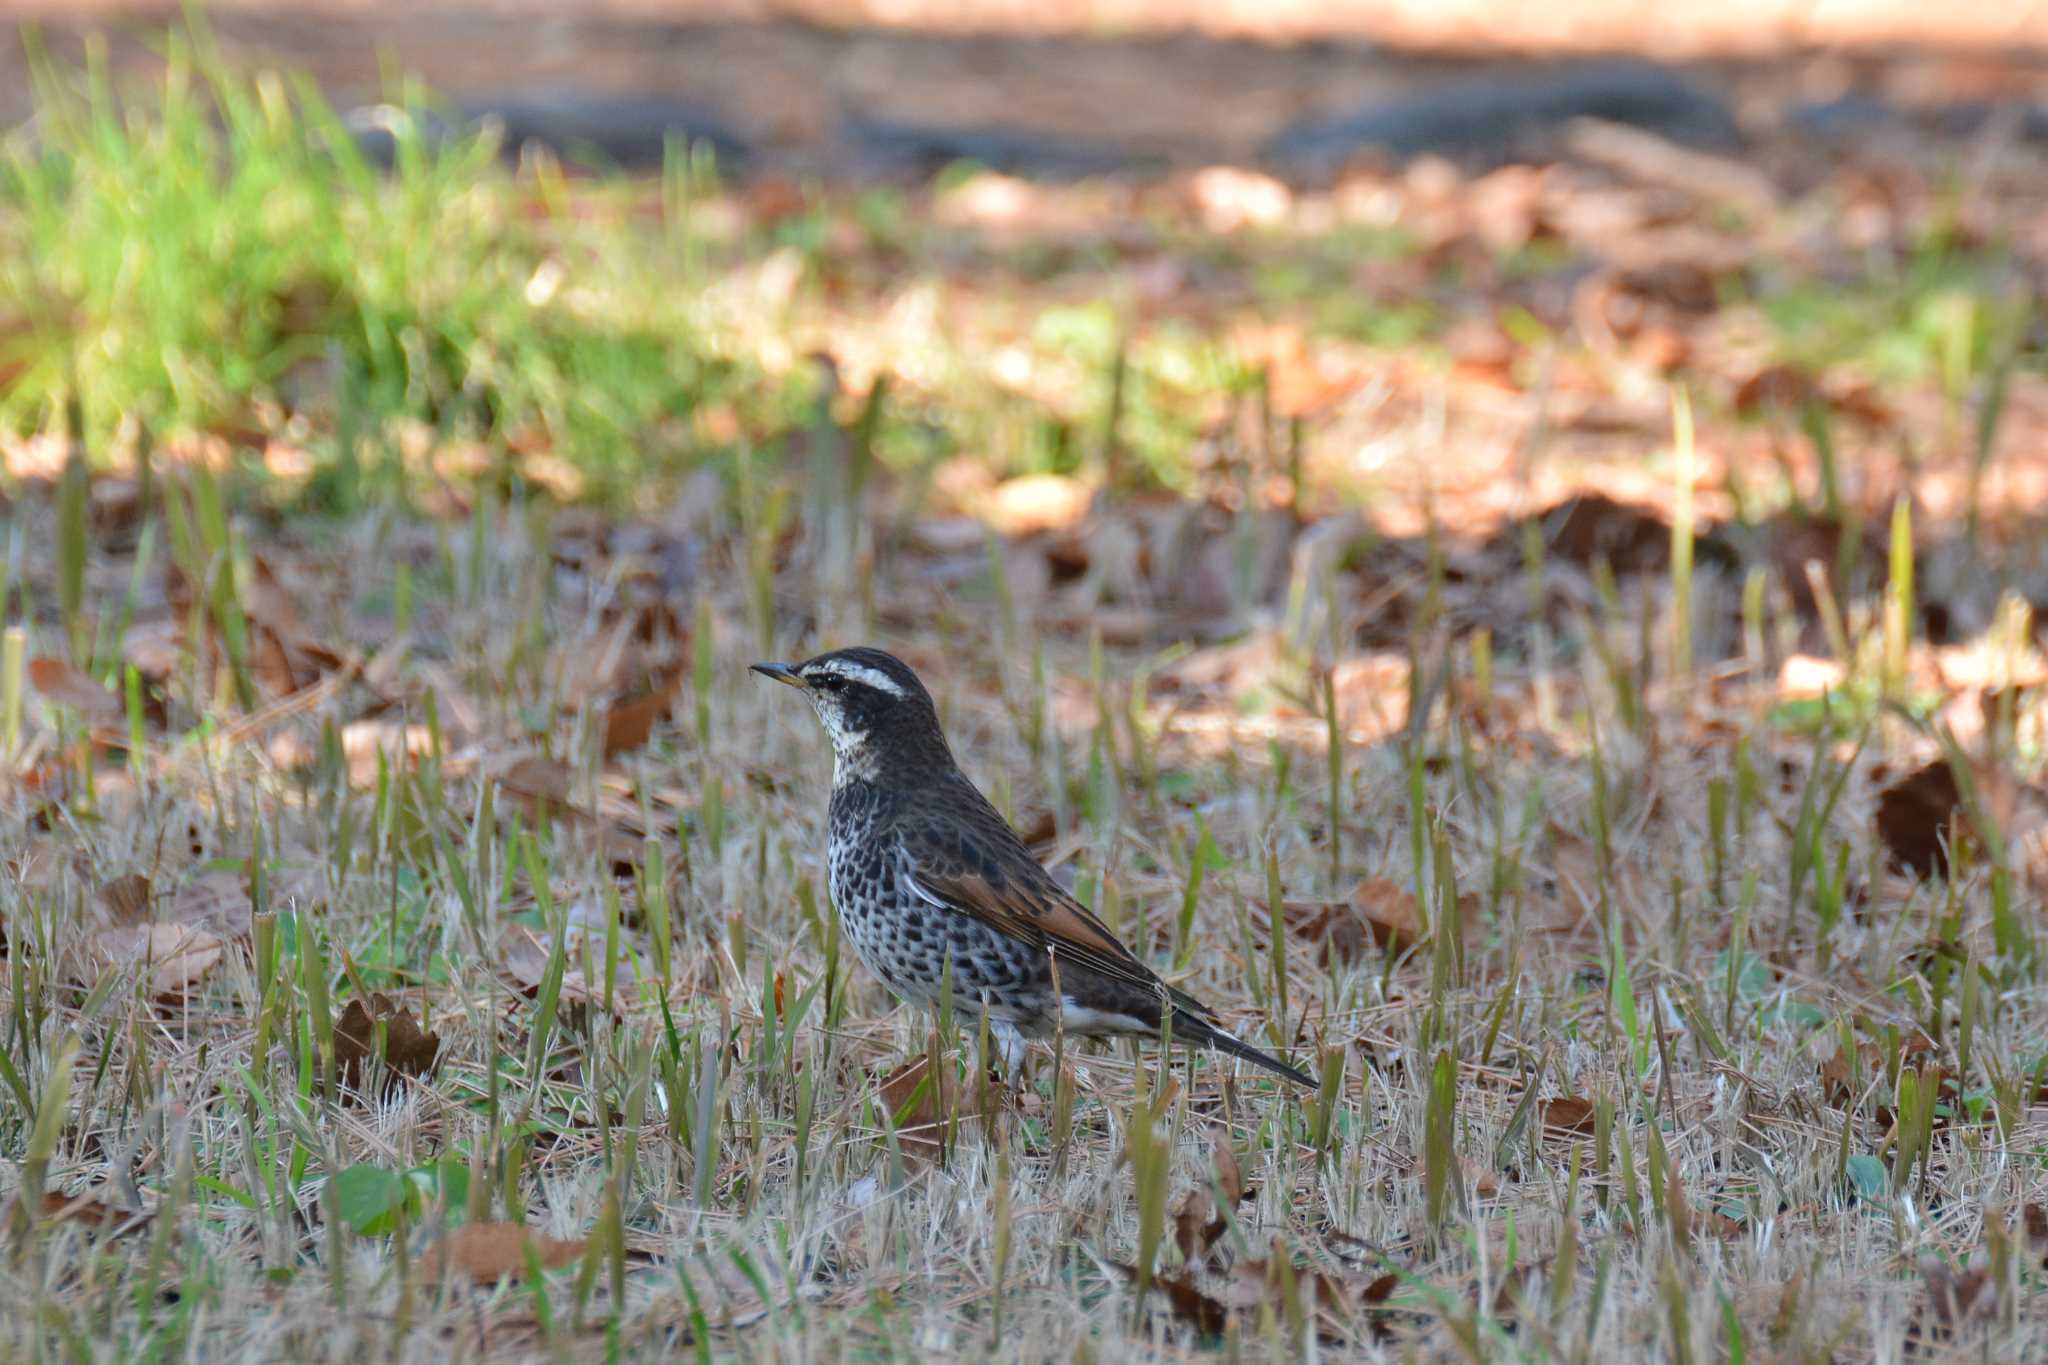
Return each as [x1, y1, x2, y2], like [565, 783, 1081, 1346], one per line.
[750, 661, 807, 689]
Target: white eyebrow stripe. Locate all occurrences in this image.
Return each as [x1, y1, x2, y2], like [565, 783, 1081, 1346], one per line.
[813, 661, 909, 697]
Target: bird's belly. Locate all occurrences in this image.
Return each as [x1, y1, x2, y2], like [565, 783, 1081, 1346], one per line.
[829, 874, 1048, 1020]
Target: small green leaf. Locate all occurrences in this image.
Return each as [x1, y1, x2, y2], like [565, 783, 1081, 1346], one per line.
[404, 1157, 469, 1215]
[332, 1164, 410, 1235]
[1845, 1153, 1888, 1203]
[1712, 951, 1771, 1002]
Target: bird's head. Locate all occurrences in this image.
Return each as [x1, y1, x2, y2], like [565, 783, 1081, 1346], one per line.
[752, 646, 948, 780]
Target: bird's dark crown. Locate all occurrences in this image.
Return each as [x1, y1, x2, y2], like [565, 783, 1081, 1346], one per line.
[754, 646, 952, 779]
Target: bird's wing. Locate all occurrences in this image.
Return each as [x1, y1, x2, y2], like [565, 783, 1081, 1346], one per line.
[898, 827, 1188, 1007]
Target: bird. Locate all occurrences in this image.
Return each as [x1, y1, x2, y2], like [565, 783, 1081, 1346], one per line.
[753, 645, 1314, 1087]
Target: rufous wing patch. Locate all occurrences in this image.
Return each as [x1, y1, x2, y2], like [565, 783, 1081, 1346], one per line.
[905, 856, 1164, 997]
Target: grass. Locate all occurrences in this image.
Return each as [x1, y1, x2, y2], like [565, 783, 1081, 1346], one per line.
[5, 22, 2048, 1363]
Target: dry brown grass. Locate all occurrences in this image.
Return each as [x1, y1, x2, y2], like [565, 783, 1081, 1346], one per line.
[4, 454, 2048, 1359]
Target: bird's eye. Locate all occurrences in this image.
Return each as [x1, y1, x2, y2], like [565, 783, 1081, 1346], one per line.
[816, 674, 845, 692]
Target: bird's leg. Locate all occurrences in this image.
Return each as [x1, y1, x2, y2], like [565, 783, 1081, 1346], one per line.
[990, 1020, 1030, 1078]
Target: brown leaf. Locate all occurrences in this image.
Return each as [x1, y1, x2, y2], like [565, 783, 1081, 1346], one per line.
[1546, 825, 1653, 929]
[1823, 1034, 1939, 1109]
[1285, 878, 1477, 963]
[601, 671, 682, 756]
[1350, 879, 1429, 953]
[121, 620, 184, 682]
[1282, 901, 1367, 964]
[1172, 1132, 1247, 1265]
[876, 1054, 1003, 1161]
[494, 756, 644, 871]
[1329, 653, 1413, 741]
[1016, 808, 1059, 849]
[1211, 1134, 1244, 1207]
[1117, 1264, 1228, 1336]
[1919, 1261, 1994, 1332]
[1540, 1097, 1598, 1136]
[1538, 494, 1670, 575]
[1664, 1163, 1693, 1253]
[1188, 165, 1292, 233]
[28, 657, 122, 727]
[498, 926, 638, 1014]
[1819, 1043, 1860, 1107]
[424, 1222, 586, 1283]
[163, 868, 255, 938]
[1771, 1268, 1805, 1343]
[980, 473, 1092, 538]
[497, 753, 574, 805]
[317, 719, 436, 788]
[1700, 1209, 1747, 1239]
[39, 1189, 151, 1235]
[1732, 364, 1815, 416]
[1876, 761, 1965, 879]
[83, 923, 223, 1000]
[1173, 1189, 1217, 1265]
[1776, 653, 1848, 701]
[96, 874, 152, 927]
[242, 553, 348, 697]
[2023, 1203, 2048, 1264]
[1220, 1252, 1354, 1319]
[334, 993, 442, 1095]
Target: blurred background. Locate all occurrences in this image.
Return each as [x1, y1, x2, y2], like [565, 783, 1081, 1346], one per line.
[8, 1, 2048, 177]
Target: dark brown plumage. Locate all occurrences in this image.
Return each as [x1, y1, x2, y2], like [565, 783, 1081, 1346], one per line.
[753, 646, 1313, 1086]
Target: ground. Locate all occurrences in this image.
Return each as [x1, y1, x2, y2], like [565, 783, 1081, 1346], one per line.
[3, 7, 2048, 1362]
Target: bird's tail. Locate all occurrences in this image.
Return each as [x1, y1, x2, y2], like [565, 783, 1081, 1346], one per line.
[1171, 1009, 1316, 1087]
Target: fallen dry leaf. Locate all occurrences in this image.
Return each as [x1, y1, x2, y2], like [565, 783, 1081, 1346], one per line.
[277, 719, 438, 789]
[28, 657, 122, 727]
[1916, 1260, 1994, 1338]
[1819, 1044, 1860, 1108]
[1875, 761, 1964, 879]
[83, 923, 224, 1000]
[334, 993, 442, 1095]
[1283, 878, 1478, 963]
[1732, 363, 1815, 417]
[39, 1188, 152, 1235]
[163, 868, 255, 938]
[1540, 1096, 1598, 1136]
[1218, 1251, 1355, 1319]
[241, 552, 349, 698]
[1546, 825, 1654, 929]
[2023, 1203, 2048, 1264]
[601, 671, 682, 756]
[876, 1054, 1004, 1161]
[980, 473, 1092, 538]
[1348, 878, 1429, 954]
[424, 1222, 586, 1283]
[121, 619, 184, 682]
[1461, 1157, 1502, 1198]
[1172, 1137, 1249, 1266]
[1173, 1190, 1215, 1266]
[498, 925, 639, 1014]
[1329, 653, 1413, 741]
[1777, 653, 1848, 701]
[1539, 494, 1671, 575]
[95, 873, 152, 926]
[493, 755, 645, 870]
[1117, 1264, 1229, 1336]
[1820, 1033, 1936, 1108]
[1211, 1134, 1244, 1206]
